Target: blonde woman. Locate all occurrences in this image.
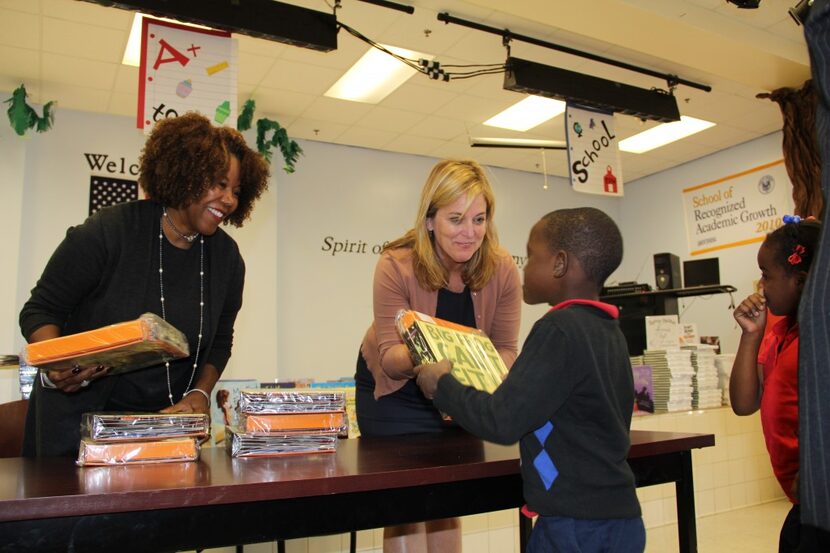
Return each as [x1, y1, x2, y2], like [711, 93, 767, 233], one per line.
[355, 159, 522, 552]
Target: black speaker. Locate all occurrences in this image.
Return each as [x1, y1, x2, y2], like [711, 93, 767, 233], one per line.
[654, 253, 681, 290]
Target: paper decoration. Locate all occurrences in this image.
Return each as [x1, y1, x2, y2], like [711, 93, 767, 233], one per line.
[645, 314, 680, 351]
[681, 160, 793, 256]
[138, 18, 237, 133]
[5, 84, 55, 136]
[566, 104, 623, 196]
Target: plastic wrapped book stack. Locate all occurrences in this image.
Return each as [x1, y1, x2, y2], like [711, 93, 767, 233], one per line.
[75, 412, 209, 466]
[226, 390, 347, 457]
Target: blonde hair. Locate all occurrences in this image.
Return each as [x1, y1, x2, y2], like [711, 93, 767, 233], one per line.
[384, 159, 500, 291]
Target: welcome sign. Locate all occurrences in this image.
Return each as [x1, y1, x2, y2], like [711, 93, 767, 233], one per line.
[682, 160, 793, 256]
[566, 105, 623, 196]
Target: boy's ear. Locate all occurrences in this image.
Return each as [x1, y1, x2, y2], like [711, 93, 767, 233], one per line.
[552, 251, 568, 278]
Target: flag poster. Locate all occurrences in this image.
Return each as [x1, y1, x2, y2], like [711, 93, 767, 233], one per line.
[566, 104, 623, 196]
[681, 160, 793, 256]
[138, 17, 237, 133]
[89, 176, 138, 216]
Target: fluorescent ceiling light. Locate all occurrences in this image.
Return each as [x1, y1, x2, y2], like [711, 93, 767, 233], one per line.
[619, 116, 715, 153]
[470, 137, 566, 149]
[483, 96, 566, 132]
[122, 13, 213, 67]
[325, 45, 432, 104]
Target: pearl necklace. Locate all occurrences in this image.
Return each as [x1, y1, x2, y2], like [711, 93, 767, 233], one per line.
[163, 208, 199, 243]
[159, 217, 205, 406]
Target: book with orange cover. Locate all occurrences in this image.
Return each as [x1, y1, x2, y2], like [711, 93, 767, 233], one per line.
[76, 437, 200, 466]
[21, 313, 188, 374]
[395, 309, 507, 394]
[239, 412, 347, 433]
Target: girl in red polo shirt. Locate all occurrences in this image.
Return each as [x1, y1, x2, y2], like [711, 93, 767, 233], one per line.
[730, 215, 821, 553]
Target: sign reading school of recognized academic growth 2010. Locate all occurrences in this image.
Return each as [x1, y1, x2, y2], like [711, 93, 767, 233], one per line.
[682, 160, 793, 256]
[566, 104, 623, 196]
[138, 17, 237, 133]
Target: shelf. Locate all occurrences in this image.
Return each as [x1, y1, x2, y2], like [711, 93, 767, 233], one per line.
[600, 284, 736, 301]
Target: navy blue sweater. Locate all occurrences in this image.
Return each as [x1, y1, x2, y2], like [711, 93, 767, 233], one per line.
[434, 302, 641, 519]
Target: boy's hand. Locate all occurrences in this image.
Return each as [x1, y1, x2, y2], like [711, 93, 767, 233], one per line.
[414, 359, 453, 400]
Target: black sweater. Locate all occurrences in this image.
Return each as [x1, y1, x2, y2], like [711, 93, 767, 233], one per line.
[20, 200, 245, 456]
[434, 302, 641, 519]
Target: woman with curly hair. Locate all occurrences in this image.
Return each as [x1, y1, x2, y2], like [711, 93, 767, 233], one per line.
[20, 112, 270, 457]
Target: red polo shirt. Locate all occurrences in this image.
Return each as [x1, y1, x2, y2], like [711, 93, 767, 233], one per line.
[757, 316, 800, 503]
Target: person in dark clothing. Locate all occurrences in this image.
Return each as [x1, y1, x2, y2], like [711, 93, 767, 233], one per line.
[415, 207, 645, 553]
[20, 112, 270, 457]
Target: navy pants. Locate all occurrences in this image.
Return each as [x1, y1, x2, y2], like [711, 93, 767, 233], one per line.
[527, 515, 646, 553]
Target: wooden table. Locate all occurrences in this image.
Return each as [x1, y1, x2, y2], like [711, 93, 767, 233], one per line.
[0, 429, 713, 553]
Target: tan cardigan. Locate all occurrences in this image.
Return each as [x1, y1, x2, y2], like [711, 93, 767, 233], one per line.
[360, 246, 522, 399]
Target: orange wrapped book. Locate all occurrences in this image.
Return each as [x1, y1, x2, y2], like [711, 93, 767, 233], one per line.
[240, 412, 347, 433]
[76, 437, 200, 466]
[21, 312, 188, 375]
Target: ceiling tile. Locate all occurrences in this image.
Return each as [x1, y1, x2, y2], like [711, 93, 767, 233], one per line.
[301, 96, 374, 126]
[237, 52, 276, 87]
[0, 9, 40, 50]
[287, 117, 349, 143]
[335, 126, 398, 150]
[42, 52, 117, 89]
[384, 133, 446, 155]
[248, 87, 316, 118]
[40, 81, 111, 113]
[106, 90, 137, 117]
[43, 0, 133, 29]
[0, 44, 41, 85]
[380, 82, 458, 114]
[407, 115, 469, 141]
[0, 0, 40, 15]
[358, 106, 426, 133]
[42, 16, 125, 63]
[260, 59, 343, 95]
[112, 64, 138, 94]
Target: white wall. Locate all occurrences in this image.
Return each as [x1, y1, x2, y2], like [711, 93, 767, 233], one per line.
[2, 104, 789, 399]
[275, 139, 623, 382]
[618, 131, 790, 356]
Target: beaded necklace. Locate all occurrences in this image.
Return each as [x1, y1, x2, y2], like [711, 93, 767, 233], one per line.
[159, 212, 204, 406]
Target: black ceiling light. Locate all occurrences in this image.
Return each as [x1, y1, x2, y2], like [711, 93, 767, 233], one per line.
[79, 0, 338, 51]
[503, 57, 681, 123]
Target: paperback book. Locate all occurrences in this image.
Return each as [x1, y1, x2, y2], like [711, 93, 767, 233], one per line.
[395, 309, 507, 394]
[21, 313, 188, 375]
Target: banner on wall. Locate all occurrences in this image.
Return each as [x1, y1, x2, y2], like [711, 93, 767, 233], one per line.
[682, 159, 792, 256]
[138, 18, 237, 133]
[566, 104, 623, 196]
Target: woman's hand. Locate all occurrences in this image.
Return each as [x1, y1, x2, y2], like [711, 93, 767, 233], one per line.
[41, 364, 110, 393]
[733, 292, 767, 335]
[161, 389, 210, 415]
[414, 359, 453, 399]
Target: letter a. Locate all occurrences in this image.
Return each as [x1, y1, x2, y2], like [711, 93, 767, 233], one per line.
[153, 39, 190, 71]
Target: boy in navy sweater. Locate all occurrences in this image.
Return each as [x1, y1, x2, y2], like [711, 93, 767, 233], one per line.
[415, 207, 644, 552]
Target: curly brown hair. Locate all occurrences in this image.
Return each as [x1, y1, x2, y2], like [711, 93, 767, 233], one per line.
[138, 112, 270, 227]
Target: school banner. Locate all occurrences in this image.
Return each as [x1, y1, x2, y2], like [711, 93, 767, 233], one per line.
[138, 17, 237, 133]
[682, 160, 793, 256]
[566, 104, 623, 196]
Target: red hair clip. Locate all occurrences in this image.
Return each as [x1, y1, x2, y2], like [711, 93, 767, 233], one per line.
[788, 244, 806, 265]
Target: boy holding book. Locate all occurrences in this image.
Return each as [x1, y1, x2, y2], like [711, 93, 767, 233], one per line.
[415, 208, 644, 552]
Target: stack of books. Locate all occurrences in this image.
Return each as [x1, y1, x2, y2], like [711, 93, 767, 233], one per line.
[76, 412, 209, 466]
[714, 353, 736, 406]
[685, 345, 721, 409]
[226, 390, 347, 457]
[642, 349, 695, 412]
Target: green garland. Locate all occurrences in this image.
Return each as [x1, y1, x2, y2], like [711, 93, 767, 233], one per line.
[237, 99, 302, 173]
[5, 84, 56, 136]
